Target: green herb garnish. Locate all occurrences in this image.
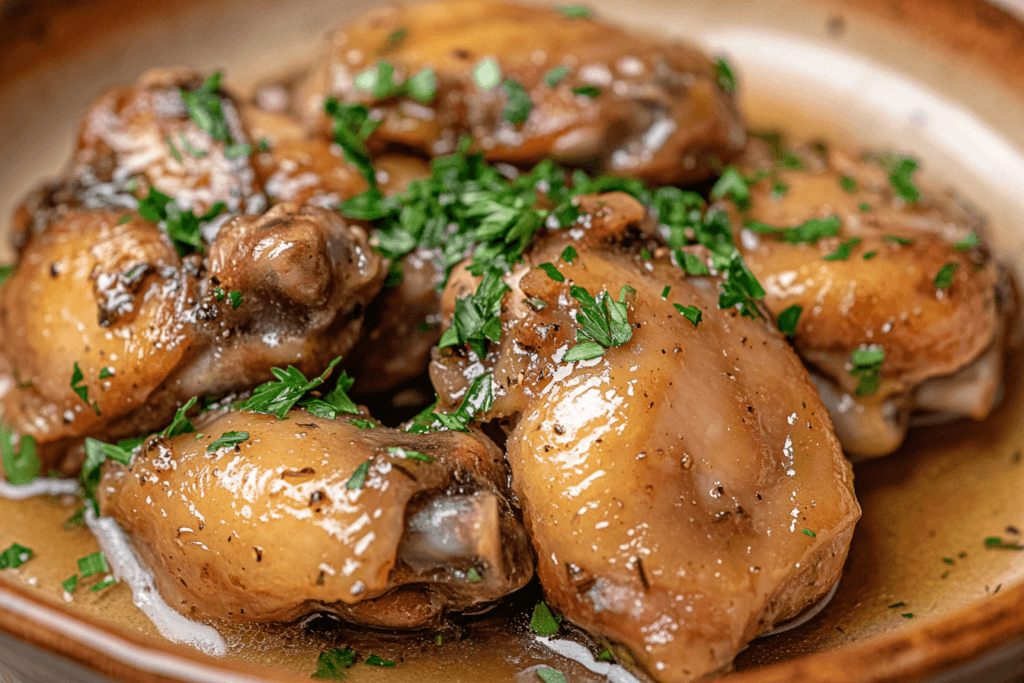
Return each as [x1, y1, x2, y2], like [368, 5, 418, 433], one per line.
[0, 543, 32, 569]
[466, 568, 482, 583]
[239, 357, 356, 419]
[747, 215, 841, 245]
[883, 234, 914, 246]
[556, 4, 591, 18]
[537, 263, 565, 283]
[71, 362, 100, 415]
[364, 655, 396, 667]
[386, 446, 435, 462]
[503, 80, 533, 124]
[346, 460, 372, 490]
[545, 66, 569, 87]
[438, 268, 509, 358]
[473, 59, 502, 90]
[954, 232, 979, 251]
[571, 85, 601, 98]
[596, 650, 614, 662]
[863, 250, 877, 260]
[710, 166, 750, 209]
[530, 601, 560, 637]
[802, 528, 817, 538]
[228, 290, 242, 309]
[561, 246, 578, 264]
[0, 264, 16, 285]
[62, 575, 78, 593]
[536, 668, 567, 683]
[324, 98, 382, 187]
[350, 419, 377, 430]
[881, 153, 921, 203]
[563, 285, 633, 362]
[165, 135, 183, 162]
[850, 346, 885, 396]
[823, 237, 862, 261]
[839, 175, 857, 193]
[984, 536, 1024, 550]
[163, 397, 199, 438]
[311, 647, 356, 680]
[673, 303, 702, 327]
[207, 431, 249, 452]
[431, 373, 494, 433]
[77, 552, 109, 578]
[90, 576, 117, 592]
[934, 262, 958, 289]
[180, 71, 232, 143]
[677, 251, 709, 276]
[715, 56, 737, 93]
[777, 304, 802, 336]
[136, 187, 224, 256]
[1, 425, 41, 486]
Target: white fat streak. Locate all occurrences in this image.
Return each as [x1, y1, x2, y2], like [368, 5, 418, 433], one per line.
[85, 509, 227, 656]
[0, 477, 80, 499]
[534, 636, 642, 683]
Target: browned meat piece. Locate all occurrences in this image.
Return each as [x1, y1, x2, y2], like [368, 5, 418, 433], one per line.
[0, 204, 384, 472]
[729, 140, 1007, 458]
[98, 409, 533, 626]
[294, 0, 745, 185]
[430, 194, 859, 683]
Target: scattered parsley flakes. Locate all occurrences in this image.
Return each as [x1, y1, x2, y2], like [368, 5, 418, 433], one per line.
[571, 85, 601, 98]
[545, 65, 569, 87]
[850, 346, 885, 396]
[350, 419, 377, 430]
[466, 567, 482, 583]
[747, 215, 841, 245]
[863, 250, 878, 260]
[214, 287, 226, 302]
[239, 357, 355, 419]
[901, 613, 914, 619]
[777, 304, 802, 336]
[81, 436, 137, 505]
[888, 602, 906, 609]
[563, 285, 633, 362]
[839, 175, 857, 193]
[710, 166, 750, 209]
[163, 397, 199, 438]
[934, 262, 958, 289]
[503, 80, 533, 124]
[859, 202, 871, 212]
[165, 135, 183, 162]
[228, 290, 243, 309]
[660, 286, 671, 299]
[640, 249, 653, 261]
[99, 367, 114, 379]
[473, 58, 502, 90]
[346, 460, 372, 490]
[780, 151, 804, 170]
[823, 237, 862, 261]
[438, 268, 510, 358]
[677, 250, 709, 276]
[407, 68, 437, 103]
[955, 232, 980, 251]
[715, 56, 737, 93]
[1, 424, 41, 486]
[537, 263, 565, 283]
[311, 647, 356, 680]
[556, 4, 591, 18]
[431, 373, 495, 433]
[0, 264, 15, 285]
[324, 98, 382, 187]
[224, 143, 252, 159]
[802, 528, 817, 538]
[0, 543, 32, 570]
[536, 668, 567, 683]
[90, 576, 117, 592]
[883, 234, 914, 246]
[180, 71, 232, 143]
[77, 551, 109, 578]
[135, 187, 224, 256]
[387, 446, 435, 462]
[561, 245, 578, 264]
[942, 557, 955, 565]
[181, 134, 208, 158]
[530, 601, 560, 637]
[257, 138, 270, 153]
[771, 180, 789, 199]
[71, 362, 100, 415]
[207, 431, 249, 453]
[984, 536, 1024, 550]
[596, 649, 614, 661]
[364, 655, 396, 667]
[385, 27, 408, 49]
[881, 153, 921, 203]
[62, 575, 78, 593]
[673, 303, 702, 327]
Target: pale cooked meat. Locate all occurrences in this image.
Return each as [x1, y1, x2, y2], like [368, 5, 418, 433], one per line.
[731, 140, 1005, 457]
[294, 0, 745, 185]
[430, 194, 860, 683]
[98, 410, 534, 626]
[0, 204, 384, 471]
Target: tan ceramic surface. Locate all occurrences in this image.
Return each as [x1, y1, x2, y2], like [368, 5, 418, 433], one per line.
[0, 0, 1022, 681]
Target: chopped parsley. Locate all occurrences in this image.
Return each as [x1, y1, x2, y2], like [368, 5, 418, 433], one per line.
[180, 72, 232, 143]
[984, 536, 1024, 550]
[537, 263, 565, 283]
[163, 397, 199, 438]
[346, 460, 372, 490]
[838, 175, 857, 193]
[0, 543, 32, 569]
[850, 346, 885, 396]
[437, 267, 509, 358]
[430, 373, 494, 433]
[562, 285, 633, 362]
[823, 237, 862, 261]
[77, 551, 109, 578]
[560, 246, 578, 264]
[545, 65, 569, 87]
[660, 286, 671, 299]
[0, 264, 16, 285]
[715, 56, 737, 93]
[136, 187, 224, 256]
[99, 367, 114, 379]
[90, 576, 117, 592]
[881, 153, 921, 203]
[62, 575, 78, 593]
[228, 290, 243, 309]
[473, 59, 502, 90]
[780, 151, 804, 170]
[536, 668, 567, 683]
[888, 602, 906, 609]
[596, 650, 614, 662]
[350, 419, 377, 430]
[556, 4, 592, 18]
[180, 134, 208, 158]
[466, 568, 482, 583]
[503, 80, 533, 124]
[386, 446, 435, 463]
[859, 202, 871, 212]
[530, 601, 560, 637]
[571, 85, 601, 98]
[802, 528, 817, 538]
[224, 143, 252, 159]
[640, 249, 653, 261]
[863, 250, 877, 260]
[677, 250, 709, 276]
[901, 613, 914, 619]
[165, 135, 183, 162]
[955, 232, 980, 251]
[673, 303, 702, 327]
[883, 234, 914, 246]
[934, 262, 958, 289]
[747, 215, 841, 245]
[1, 424, 41, 486]
[311, 647, 356, 680]
[238, 357, 357, 420]
[710, 166, 750, 209]
[364, 655, 396, 667]
[777, 304, 802, 336]
[384, 27, 408, 49]
[354, 60, 436, 104]
[207, 431, 249, 452]
[407, 68, 437, 103]
[71, 362, 100, 415]
[324, 98, 382, 187]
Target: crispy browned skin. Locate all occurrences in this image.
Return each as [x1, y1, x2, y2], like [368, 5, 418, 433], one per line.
[295, 0, 745, 185]
[99, 409, 533, 625]
[731, 141, 1004, 457]
[0, 204, 384, 471]
[431, 194, 860, 683]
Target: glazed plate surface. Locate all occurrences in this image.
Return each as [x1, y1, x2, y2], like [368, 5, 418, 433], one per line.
[0, 0, 1023, 681]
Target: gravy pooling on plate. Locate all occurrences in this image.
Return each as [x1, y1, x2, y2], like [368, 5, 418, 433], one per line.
[0, 2, 1014, 682]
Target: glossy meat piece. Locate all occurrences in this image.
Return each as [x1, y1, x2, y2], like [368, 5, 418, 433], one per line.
[0, 204, 384, 471]
[295, 0, 745, 185]
[98, 410, 533, 625]
[732, 141, 1004, 457]
[430, 194, 859, 682]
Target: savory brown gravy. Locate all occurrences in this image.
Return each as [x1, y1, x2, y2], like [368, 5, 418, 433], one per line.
[1, 63, 1023, 683]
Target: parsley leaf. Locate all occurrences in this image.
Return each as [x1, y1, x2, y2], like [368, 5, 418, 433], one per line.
[747, 215, 841, 244]
[563, 285, 633, 362]
[466, 567, 482, 583]
[407, 68, 437, 103]
[556, 4, 591, 18]
[677, 250, 710, 276]
[432, 373, 494, 432]
[777, 304, 802, 336]
[350, 419, 377, 430]
[850, 346, 884, 396]
[71, 362, 100, 415]
[537, 263, 565, 283]
[207, 431, 249, 452]
[710, 166, 750, 209]
[536, 669, 567, 683]
[63, 575, 78, 593]
[438, 267, 509, 358]
[571, 85, 601, 98]
[386, 446, 435, 463]
[881, 153, 921, 203]
[324, 98, 382, 187]
[984, 536, 1024, 550]
[364, 655, 396, 667]
[163, 397, 199, 438]
[1, 424, 41, 486]
[715, 56, 737, 93]
[135, 187, 223, 256]
[596, 650, 614, 662]
[560, 246, 578, 264]
[955, 232, 980, 251]
[180, 72, 232, 143]
[0, 264, 15, 286]
[530, 601, 560, 637]
[346, 460, 372, 490]
[238, 357, 352, 419]
[802, 528, 817, 538]
[934, 262, 958, 289]
[823, 237, 862, 261]
[311, 647, 356, 680]
[673, 303, 702, 327]
[90, 576, 117, 592]
[77, 551, 109, 578]
[839, 175, 857, 193]
[545, 65, 569, 87]
[883, 234, 914, 246]
[0, 543, 32, 570]
[503, 80, 532, 124]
